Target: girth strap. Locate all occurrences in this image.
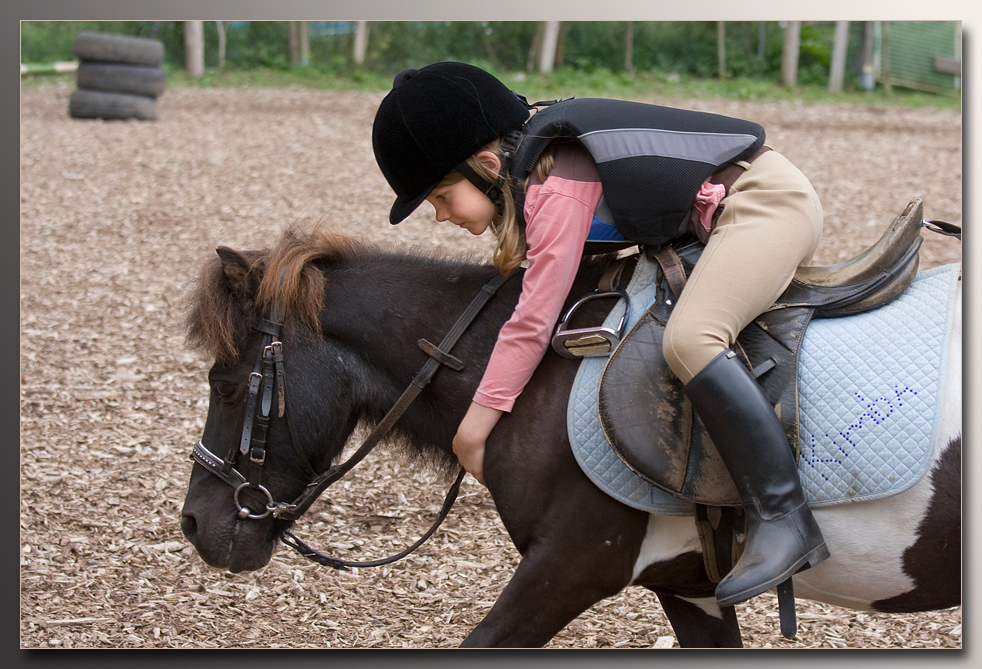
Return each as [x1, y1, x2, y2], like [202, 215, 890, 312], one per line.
[650, 246, 687, 300]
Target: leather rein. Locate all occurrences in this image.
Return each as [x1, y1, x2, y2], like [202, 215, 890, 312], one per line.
[190, 269, 517, 571]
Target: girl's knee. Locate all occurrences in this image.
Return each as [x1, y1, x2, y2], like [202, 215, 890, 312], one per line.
[662, 320, 695, 383]
[663, 319, 728, 385]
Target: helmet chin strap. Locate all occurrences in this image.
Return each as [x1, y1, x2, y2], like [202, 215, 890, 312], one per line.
[453, 129, 524, 218]
[455, 160, 506, 215]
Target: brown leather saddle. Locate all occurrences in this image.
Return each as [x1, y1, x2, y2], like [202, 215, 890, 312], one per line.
[594, 197, 926, 509]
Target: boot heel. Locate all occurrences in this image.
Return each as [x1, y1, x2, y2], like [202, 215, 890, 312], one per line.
[798, 543, 831, 572]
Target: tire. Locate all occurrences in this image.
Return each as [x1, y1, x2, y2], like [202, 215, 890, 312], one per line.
[73, 31, 165, 67]
[76, 62, 167, 98]
[69, 89, 158, 121]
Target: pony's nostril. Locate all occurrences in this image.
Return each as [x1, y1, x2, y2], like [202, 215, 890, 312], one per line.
[180, 513, 198, 541]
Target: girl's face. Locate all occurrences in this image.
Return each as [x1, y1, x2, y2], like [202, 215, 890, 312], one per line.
[425, 178, 496, 236]
[424, 150, 502, 237]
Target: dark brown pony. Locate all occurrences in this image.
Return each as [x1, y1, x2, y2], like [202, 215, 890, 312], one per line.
[181, 228, 961, 648]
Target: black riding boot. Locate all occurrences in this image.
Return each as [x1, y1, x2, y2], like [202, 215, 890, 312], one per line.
[684, 349, 830, 607]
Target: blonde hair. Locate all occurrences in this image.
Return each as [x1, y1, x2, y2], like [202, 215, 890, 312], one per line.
[441, 139, 558, 276]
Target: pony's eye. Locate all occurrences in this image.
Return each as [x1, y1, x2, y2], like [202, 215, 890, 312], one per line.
[211, 381, 238, 399]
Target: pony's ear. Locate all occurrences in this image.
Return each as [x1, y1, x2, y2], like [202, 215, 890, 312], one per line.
[216, 246, 256, 310]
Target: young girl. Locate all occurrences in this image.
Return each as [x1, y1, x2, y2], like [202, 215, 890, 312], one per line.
[372, 62, 829, 608]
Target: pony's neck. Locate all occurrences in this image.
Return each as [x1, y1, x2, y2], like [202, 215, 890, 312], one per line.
[319, 250, 517, 463]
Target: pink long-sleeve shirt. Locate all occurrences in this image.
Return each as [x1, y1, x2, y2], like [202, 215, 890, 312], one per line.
[473, 143, 602, 412]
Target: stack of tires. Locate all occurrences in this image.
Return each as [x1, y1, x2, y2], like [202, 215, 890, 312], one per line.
[69, 32, 167, 121]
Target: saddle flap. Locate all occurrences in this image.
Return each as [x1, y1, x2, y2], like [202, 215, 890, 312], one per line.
[597, 310, 697, 495]
[597, 298, 810, 507]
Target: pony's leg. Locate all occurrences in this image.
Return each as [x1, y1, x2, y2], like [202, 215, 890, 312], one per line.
[652, 591, 743, 648]
[459, 545, 631, 648]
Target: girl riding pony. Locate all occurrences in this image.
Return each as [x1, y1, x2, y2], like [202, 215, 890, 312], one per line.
[371, 61, 829, 609]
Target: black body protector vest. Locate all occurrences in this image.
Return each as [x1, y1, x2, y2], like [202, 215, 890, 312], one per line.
[504, 98, 767, 248]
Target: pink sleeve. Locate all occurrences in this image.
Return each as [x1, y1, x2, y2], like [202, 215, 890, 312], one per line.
[473, 177, 602, 412]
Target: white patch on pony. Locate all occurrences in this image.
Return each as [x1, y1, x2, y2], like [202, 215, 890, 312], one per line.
[794, 278, 961, 610]
[793, 491, 927, 609]
[631, 514, 701, 582]
[676, 596, 725, 618]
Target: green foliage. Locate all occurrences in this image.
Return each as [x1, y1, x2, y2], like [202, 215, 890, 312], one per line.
[796, 22, 835, 86]
[21, 20, 161, 62]
[20, 20, 959, 110]
[356, 21, 537, 73]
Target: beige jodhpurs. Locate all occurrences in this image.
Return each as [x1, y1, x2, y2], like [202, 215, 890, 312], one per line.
[663, 149, 824, 385]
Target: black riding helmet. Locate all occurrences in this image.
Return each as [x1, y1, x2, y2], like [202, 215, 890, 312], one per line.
[372, 62, 531, 225]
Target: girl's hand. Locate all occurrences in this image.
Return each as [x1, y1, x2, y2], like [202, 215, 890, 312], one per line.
[452, 402, 503, 487]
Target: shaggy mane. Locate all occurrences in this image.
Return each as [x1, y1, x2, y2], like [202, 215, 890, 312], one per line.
[185, 228, 362, 364]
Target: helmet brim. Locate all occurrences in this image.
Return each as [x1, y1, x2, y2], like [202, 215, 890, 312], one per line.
[388, 182, 436, 224]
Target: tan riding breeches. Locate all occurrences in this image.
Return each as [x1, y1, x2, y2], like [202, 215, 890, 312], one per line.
[663, 149, 824, 385]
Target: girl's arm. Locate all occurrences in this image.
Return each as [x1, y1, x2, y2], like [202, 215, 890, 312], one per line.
[473, 175, 601, 412]
[454, 153, 602, 484]
[452, 402, 504, 485]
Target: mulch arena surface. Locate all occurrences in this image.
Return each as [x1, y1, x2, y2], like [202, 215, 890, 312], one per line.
[20, 84, 962, 649]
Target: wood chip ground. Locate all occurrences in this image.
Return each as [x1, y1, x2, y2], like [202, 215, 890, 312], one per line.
[20, 85, 961, 649]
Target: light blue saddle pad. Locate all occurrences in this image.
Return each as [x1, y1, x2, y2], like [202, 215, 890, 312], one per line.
[568, 256, 960, 515]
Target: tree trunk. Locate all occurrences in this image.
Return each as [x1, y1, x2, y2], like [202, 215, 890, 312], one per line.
[216, 20, 226, 69]
[555, 21, 567, 68]
[829, 20, 849, 93]
[288, 21, 299, 65]
[717, 21, 727, 79]
[625, 21, 634, 73]
[539, 21, 561, 74]
[184, 20, 204, 78]
[353, 21, 369, 66]
[300, 22, 310, 66]
[287, 21, 310, 66]
[526, 22, 543, 72]
[781, 21, 801, 88]
[288, 21, 308, 66]
[860, 21, 876, 91]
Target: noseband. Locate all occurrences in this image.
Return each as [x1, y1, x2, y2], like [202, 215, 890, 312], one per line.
[190, 269, 517, 570]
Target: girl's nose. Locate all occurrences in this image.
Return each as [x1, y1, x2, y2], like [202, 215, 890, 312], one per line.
[433, 205, 450, 223]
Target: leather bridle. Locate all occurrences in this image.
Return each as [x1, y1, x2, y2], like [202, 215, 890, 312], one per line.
[190, 305, 324, 523]
[189, 269, 516, 570]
